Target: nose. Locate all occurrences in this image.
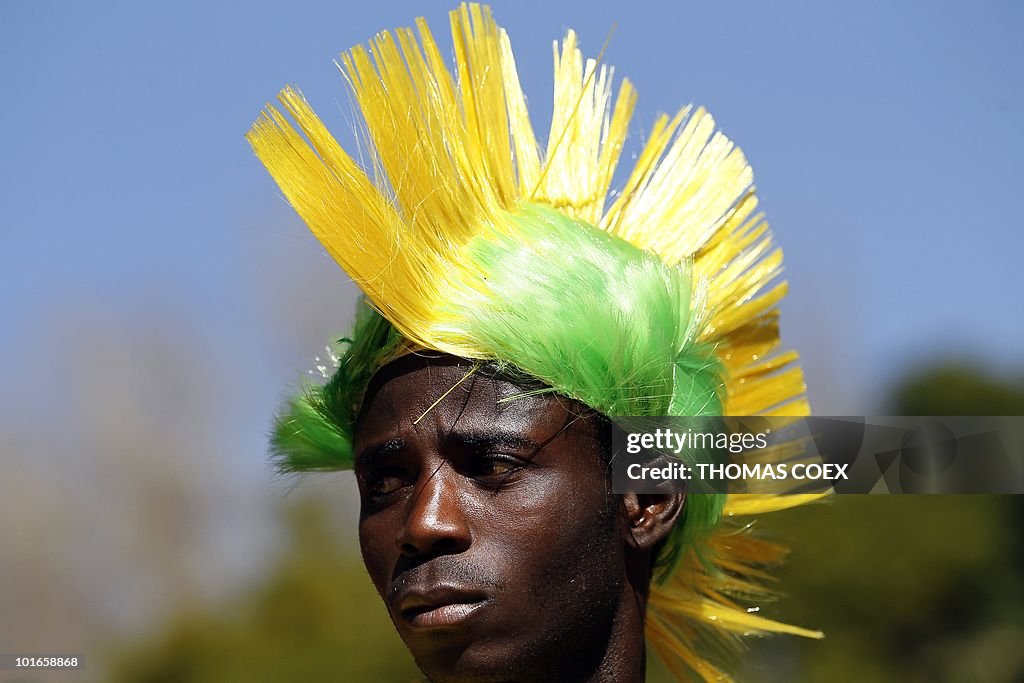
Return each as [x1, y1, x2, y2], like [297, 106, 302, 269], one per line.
[398, 463, 472, 558]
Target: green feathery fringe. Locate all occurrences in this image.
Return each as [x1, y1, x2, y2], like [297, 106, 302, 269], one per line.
[270, 303, 400, 472]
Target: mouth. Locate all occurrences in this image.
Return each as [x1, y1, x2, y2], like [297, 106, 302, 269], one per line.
[397, 587, 488, 629]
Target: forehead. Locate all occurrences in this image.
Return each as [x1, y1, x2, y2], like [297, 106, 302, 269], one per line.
[353, 354, 593, 451]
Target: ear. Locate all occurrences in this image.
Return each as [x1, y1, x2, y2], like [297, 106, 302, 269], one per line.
[620, 489, 686, 552]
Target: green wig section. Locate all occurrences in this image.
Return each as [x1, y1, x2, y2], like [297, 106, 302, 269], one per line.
[270, 303, 401, 472]
[271, 203, 725, 575]
[461, 204, 722, 419]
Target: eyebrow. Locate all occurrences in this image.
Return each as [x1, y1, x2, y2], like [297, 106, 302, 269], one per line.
[354, 438, 406, 468]
[447, 428, 545, 456]
[354, 429, 548, 468]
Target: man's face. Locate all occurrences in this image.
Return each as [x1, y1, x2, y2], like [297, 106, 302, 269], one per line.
[353, 355, 628, 682]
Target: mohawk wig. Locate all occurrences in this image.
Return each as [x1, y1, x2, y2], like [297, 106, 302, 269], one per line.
[248, 4, 822, 679]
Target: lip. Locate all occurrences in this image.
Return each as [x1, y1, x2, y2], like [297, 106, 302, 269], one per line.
[397, 587, 488, 629]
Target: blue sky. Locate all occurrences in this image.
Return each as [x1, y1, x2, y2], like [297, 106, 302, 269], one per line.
[3, 0, 1022, 418]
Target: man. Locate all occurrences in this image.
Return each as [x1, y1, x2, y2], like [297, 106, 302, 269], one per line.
[354, 353, 675, 682]
[249, 4, 821, 680]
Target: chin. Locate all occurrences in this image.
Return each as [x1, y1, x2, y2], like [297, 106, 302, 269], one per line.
[409, 638, 532, 683]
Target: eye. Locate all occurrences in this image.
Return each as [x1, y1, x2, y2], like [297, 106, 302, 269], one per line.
[368, 475, 405, 496]
[468, 454, 528, 480]
[361, 466, 412, 498]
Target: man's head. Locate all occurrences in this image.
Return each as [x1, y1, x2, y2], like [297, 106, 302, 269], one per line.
[353, 353, 683, 681]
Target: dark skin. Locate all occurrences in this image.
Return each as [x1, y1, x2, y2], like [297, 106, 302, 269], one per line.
[353, 353, 685, 683]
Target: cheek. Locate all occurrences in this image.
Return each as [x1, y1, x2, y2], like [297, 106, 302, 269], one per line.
[475, 476, 621, 593]
[358, 513, 398, 596]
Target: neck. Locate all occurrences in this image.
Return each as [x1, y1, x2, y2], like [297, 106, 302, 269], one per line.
[582, 587, 648, 683]
[544, 565, 649, 683]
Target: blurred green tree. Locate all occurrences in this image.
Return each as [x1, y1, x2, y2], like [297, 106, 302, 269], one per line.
[107, 499, 421, 682]
[888, 363, 1024, 416]
[741, 362, 1024, 683]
